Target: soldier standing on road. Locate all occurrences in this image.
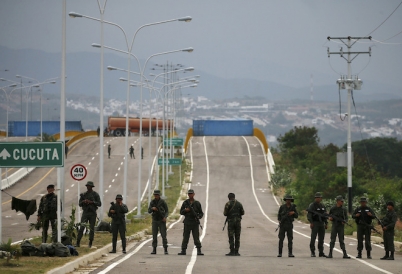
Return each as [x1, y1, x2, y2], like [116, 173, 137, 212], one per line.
[307, 192, 328, 257]
[108, 194, 128, 254]
[37, 184, 59, 243]
[178, 189, 204, 256]
[141, 146, 144, 159]
[277, 195, 298, 257]
[108, 144, 111, 159]
[129, 145, 135, 159]
[327, 195, 350, 259]
[97, 126, 100, 137]
[224, 193, 245, 256]
[352, 197, 375, 259]
[148, 190, 169, 255]
[76, 181, 102, 248]
[380, 201, 397, 260]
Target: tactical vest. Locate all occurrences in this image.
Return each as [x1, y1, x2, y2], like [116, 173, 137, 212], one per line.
[40, 193, 58, 219]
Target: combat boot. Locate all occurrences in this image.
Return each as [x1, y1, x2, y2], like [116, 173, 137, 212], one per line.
[311, 251, 316, 257]
[356, 251, 362, 259]
[151, 247, 156, 254]
[380, 251, 389, 260]
[386, 252, 394, 260]
[164, 247, 168, 255]
[342, 249, 350, 259]
[367, 250, 372, 259]
[88, 240, 93, 248]
[288, 248, 294, 257]
[226, 249, 235, 256]
[197, 248, 204, 256]
[234, 250, 240, 256]
[319, 252, 327, 258]
[277, 248, 282, 257]
[327, 249, 333, 258]
[178, 249, 186, 255]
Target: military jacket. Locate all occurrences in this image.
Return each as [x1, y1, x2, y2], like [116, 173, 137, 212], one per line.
[352, 206, 375, 225]
[38, 193, 59, 219]
[307, 202, 327, 224]
[148, 198, 169, 221]
[79, 190, 102, 214]
[180, 199, 204, 224]
[108, 203, 128, 224]
[278, 203, 298, 224]
[223, 199, 245, 221]
[381, 210, 397, 231]
[329, 205, 348, 225]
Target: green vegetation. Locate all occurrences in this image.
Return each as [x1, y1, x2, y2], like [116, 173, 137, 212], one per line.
[0, 158, 186, 273]
[273, 126, 402, 240]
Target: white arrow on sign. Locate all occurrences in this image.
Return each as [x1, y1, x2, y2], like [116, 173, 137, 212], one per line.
[0, 148, 11, 160]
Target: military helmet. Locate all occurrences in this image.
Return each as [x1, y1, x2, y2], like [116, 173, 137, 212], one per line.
[188, 189, 194, 194]
[115, 194, 123, 200]
[359, 197, 367, 202]
[336, 195, 344, 202]
[85, 181, 95, 187]
[153, 190, 161, 195]
[283, 195, 294, 201]
[314, 192, 323, 198]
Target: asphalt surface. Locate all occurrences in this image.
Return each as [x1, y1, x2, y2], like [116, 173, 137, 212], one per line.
[1, 135, 159, 243]
[91, 136, 400, 274]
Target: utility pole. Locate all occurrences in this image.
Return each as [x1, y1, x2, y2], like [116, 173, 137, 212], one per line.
[327, 36, 371, 213]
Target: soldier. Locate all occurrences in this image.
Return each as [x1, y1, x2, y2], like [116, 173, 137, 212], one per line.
[380, 201, 397, 260]
[76, 181, 102, 248]
[108, 144, 111, 159]
[108, 194, 128, 254]
[37, 184, 59, 243]
[327, 195, 350, 259]
[178, 189, 204, 256]
[129, 145, 135, 159]
[277, 195, 298, 257]
[307, 192, 328, 257]
[148, 189, 169, 255]
[223, 193, 245, 256]
[352, 197, 375, 259]
[141, 146, 144, 159]
[97, 126, 100, 137]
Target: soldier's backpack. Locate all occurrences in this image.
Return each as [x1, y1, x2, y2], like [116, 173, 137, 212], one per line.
[96, 221, 112, 233]
[20, 240, 40, 256]
[38, 243, 56, 256]
[53, 242, 71, 257]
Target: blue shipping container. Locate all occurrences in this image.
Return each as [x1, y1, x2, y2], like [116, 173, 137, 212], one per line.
[193, 119, 253, 136]
[8, 121, 83, 137]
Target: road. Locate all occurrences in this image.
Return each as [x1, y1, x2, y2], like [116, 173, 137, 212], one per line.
[1, 135, 159, 243]
[92, 136, 400, 274]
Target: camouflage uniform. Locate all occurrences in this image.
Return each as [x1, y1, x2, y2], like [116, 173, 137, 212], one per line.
[277, 198, 298, 257]
[108, 195, 128, 253]
[352, 198, 375, 258]
[224, 198, 245, 256]
[38, 191, 59, 243]
[380, 202, 397, 260]
[76, 187, 101, 247]
[307, 197, 327, 257]
[148, 193, 169, 253]
[328, 196, 350, 259]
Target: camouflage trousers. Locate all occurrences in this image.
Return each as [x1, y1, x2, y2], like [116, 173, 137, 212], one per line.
[42, 217, 57, 243]
[278, 222, 293, 250]
[227, 218, 241, 252]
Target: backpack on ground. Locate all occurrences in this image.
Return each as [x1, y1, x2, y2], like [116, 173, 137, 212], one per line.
[96, 221, 112, 233]
[38, 243, 56, 256]
[53, 242, 71, 257]
[20, 240, 39, 256]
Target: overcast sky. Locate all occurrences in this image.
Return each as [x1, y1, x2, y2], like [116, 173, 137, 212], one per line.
[0, 0, 401, 90]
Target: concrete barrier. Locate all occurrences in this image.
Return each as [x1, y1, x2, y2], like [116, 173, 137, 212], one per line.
[1, 167, 34, 190]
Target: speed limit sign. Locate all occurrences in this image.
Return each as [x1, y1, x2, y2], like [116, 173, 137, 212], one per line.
[70, 164, 87, 181]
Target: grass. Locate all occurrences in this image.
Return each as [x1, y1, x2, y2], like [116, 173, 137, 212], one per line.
[0, 157, 186, 274]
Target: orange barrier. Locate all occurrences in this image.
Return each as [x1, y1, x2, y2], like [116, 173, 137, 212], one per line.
[67, 131, 97, 146]
[184, 128, 193, 154]
[0, 131, 6, 137]
[253, 128, 269, 153]
[53, 131, 84, 141]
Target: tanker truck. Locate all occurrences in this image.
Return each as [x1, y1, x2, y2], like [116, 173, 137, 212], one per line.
[108, 116, 172, 136]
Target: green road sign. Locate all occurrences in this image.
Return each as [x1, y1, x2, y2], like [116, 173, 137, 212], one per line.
[158, 158, 182, 166]
[163, 138, 184, 146]
[0, 142, 64, 167]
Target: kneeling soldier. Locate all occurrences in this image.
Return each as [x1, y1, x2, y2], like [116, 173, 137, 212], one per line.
[223, 193, 245, 256]
[328, 195, 350, 259]
[277, 195, 298, 257]
[380, 201, 397, 260]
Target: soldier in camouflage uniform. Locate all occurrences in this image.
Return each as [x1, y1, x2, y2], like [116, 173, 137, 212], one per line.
[37, 184, 59, 243]
[327, 195, 350, 259]
[178, 189, 204, 256]
[277, 195, 298, 257]
[352, 197, 375, 259]
[108, 194, 128, 254]
[380, 201, 398, 260]
[223, 193, 245, 256]
[76, 181, 102, 248]
[307, 192, 328, 257]
[148, 190, 169, 255]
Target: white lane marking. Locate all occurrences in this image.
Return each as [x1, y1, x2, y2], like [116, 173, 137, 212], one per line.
[11, 223, 18, 225]
[92, 157, 95, 160]
[115, 173, 118, 177]
[66, 189, 69, 192]
[109, 185, 112, 188]
[185, 136, 210, 274]
[112, 179, 115, 183]
[88, 162, 91, 165]
[118, 167, 121, 171]
[17, 213, 22, 215]
[96, 153, 99, 155]
[242, 136, 393, 274]
[71, 184, 75, 187]
[120, 162, 123, 165]
[105, 190, 108, 193]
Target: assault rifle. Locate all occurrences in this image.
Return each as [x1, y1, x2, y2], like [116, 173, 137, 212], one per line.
[374, 215, 384, 227]
[358, 220, 381, 235]
[186, 201, 203, 230]
[306, 209, 352, 227]
[222, 217, 228, 231]
[275, 205, 296, 232]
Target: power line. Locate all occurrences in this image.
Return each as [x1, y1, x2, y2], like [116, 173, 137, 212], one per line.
[366, 1, 402, 36]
